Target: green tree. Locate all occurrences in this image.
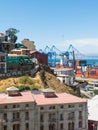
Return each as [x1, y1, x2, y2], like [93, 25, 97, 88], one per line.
[5, 28, 19, 43]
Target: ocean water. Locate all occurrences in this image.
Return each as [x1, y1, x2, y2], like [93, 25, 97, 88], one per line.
[82, 59, 98, 66]
[84, 59, 98, 66]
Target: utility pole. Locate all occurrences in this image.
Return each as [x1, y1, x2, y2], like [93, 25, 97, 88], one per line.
[72, 50, 76, 72]
[4, 52, 7, 73]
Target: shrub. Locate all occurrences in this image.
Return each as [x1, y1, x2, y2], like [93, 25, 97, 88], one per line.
[31, 86, 39, 90]
[16, 86, 30, 92]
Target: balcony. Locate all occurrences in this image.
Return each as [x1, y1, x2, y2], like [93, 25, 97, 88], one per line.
[68, 116, 75, 120]
[49, 118, 56, 122]
[79, 116, 82, 120]
[25, 117, 29, 121]
[12, 118, 20, 122]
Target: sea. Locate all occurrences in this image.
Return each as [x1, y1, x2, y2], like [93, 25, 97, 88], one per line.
[86, 59, 98, 66]
[77, 59, 98, 67]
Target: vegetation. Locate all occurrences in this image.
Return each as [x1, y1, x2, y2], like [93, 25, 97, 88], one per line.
[94, 90, 98, 95]
[5, 28, 19, 43]
[0, 64, 83, 97]
[16, 86, 30, 92]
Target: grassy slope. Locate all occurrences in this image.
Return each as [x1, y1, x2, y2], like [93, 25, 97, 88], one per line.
[0, 71, 76, 96]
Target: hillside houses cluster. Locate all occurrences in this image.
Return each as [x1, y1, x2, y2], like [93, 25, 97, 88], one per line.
[0, 32, 75, 86]
[0, 33, 48, 76]
[0, 32, 98, 130]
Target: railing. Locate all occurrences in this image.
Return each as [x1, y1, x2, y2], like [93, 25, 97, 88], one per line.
[49, 118, 56, 122]
[12, 118, 20, 122]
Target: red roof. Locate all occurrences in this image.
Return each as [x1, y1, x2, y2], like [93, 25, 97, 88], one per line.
[0, 91, 34, 104]
[29, 50, 37, 54]
[33, 93, 87, 105]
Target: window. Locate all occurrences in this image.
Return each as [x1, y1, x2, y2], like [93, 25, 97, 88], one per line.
[3, 113, 7, 121]
[40, 114, 44, 122]
[4, 105, 7, 109]
[40, 107, 44, 110]
[53, 106, 55, 109]
[79, 121, 82, 128]
[49, 124, 55, 130]
[26, 123, 29, 130]
[25, 104, 29, 108]
[40, 125, 44, 130]
[4, 125, 7, 130]
[60, 105, 64, 109]
[25, 112, 29, 120]
[60, 123, 63, 129]
[63, 78, 65, 83]
[68, 122, 74, 130]
[13, 112, 20, 121]
[49, 106, 55, 110]
[13, 105, 16, 108]
[79, 111, 82, 119]
[60, 114, 63, 120]
[68, 112, 74, 120]
[13, 124, 20, 130]
[68, 104, 74, 108]
[79, 104, 83, 107]
[49, 113, 56, 122]
[13, 104, 19, 108]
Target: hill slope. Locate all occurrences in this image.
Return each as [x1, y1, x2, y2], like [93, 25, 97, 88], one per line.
[0, 65, 79, 96]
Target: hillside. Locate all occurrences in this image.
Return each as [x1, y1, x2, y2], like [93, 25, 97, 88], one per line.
[0, 65, 79, 96]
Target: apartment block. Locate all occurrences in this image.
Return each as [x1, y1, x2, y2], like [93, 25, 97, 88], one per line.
[0, 87, 88, 130]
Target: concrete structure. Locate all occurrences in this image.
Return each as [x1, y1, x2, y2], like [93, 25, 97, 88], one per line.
[21, 39, 36, 51]
[0, 87, 88, 130]
[0, 87, 35, 130]
[53, 68, 75, 85]
[88, 95, 98, 130]
[33, 88, 88, 130]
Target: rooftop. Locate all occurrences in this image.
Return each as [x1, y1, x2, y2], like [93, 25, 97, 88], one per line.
[0, 91, 34, 104]
[33, 92, 87, 106]
[52, 68, 73, 71]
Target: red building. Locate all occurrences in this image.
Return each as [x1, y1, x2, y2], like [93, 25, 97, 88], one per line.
[29, 51, 48, 65]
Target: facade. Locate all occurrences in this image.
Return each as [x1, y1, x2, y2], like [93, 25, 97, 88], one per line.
[0, 41, 15, 53]
[0, 87, 88, 130]
[53, 68, 75, 85]
[9, 48, 30, 56]
[29, 51, 48, 66]
[6, 54, 33, 72]
[0, 52, 6, 73]
[0, 33, 5, 42]
[33, 89, 88, 130]
[21, 39, 36, 51]
[0, 87, 35, 130]
[88, 95, 98, 130]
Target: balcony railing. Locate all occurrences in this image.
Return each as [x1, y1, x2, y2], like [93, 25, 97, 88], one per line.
[12, 118, 20, 122]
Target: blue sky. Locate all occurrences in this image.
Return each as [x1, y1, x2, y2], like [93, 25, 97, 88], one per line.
[0, 0, 98, 55]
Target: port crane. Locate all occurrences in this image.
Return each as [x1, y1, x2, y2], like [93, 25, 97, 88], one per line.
[39, 44, 85, 67]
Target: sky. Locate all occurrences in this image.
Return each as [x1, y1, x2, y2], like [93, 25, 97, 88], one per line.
[0, 0, 98, 55]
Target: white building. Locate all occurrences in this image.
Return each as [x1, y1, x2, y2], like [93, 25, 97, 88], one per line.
[53, 68, 75, 85]
[88, 95, 98, 130]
